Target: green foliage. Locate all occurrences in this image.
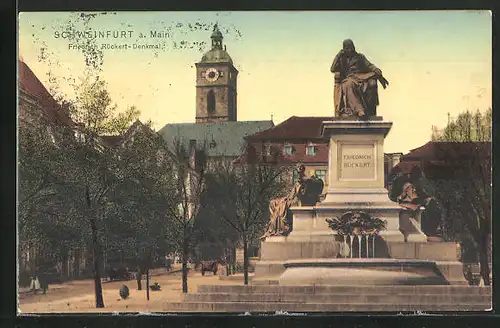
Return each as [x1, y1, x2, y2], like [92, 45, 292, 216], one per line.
[18, 69, 164, 306]
[108, 124, 178, 265]
[107, 106, 141, 135]
[71, 75, 140, 137]
[326, 211, 387, 235]
[432, 108, 491, 142]
[426, 140, 491, 284]
[18, 120, 89, 272]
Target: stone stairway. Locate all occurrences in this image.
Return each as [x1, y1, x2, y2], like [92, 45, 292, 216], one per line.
[161, 285, 491, 312]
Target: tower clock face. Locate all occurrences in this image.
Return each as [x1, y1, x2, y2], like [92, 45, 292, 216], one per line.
[205, 68, 219, 82]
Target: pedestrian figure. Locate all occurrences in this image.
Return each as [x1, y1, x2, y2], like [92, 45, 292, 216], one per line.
[38, 271, 49, 294]
[31, 276, 40, 294]
[165, 258, 172, 271]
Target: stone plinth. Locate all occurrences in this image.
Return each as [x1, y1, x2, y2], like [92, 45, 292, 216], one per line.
[322, 119, 392, 192]
[286, 204, 407, 242]
[279, 259, 450, 285]
[259, 240, 341, 260]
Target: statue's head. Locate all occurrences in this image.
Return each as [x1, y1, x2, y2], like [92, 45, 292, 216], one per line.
[342, 39, 356, 53]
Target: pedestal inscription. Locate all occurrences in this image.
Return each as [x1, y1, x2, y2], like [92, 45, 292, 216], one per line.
[339, 143, 376, 181]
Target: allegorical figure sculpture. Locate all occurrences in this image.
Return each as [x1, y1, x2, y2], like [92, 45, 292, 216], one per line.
[389, 166, 442, 238]
[263, 165, 324, 239]
[331, 39, 389, 119]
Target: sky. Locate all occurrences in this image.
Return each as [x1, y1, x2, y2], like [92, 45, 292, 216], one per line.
[18, 11, 492, 153]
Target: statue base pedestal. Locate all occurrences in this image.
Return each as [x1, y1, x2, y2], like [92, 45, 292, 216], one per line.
[286, 119, 411, 242]
[255, 118, 465, 285]
[255, 240, 465, 285]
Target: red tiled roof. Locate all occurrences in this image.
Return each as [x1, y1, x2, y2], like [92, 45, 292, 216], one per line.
[392, 141, 491, 180]
[391, 161, 422, 175]
[247, 116, 332, 141]
[18, 59, 75, 127]
[403, 141, 491, 160]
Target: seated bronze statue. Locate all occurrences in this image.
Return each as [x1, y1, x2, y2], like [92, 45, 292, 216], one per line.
[331, 39, 389, 119]
[262, 165, 324, 239]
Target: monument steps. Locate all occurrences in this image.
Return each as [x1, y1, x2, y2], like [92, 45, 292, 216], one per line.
[157, 285, 492, 312]
[197, 284, 492, 296]
[183, 292, 490, 304]
[160, 301, 490, 312]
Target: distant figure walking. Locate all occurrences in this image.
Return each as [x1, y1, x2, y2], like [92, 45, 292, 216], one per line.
[31, 276, 40, 294]
[38, 271, 49, 294]
[165, 258, 172, 271]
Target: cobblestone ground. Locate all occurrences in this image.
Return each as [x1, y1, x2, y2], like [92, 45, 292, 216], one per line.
[18, 267, 241, 313]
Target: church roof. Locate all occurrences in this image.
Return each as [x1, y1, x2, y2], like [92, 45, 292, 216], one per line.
[158, 121, 274, 157]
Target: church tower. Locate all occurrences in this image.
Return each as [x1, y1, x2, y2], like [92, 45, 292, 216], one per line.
[195, 24, 238, 123]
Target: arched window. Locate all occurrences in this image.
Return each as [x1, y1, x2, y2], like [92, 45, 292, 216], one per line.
[207, 90, 215, 114]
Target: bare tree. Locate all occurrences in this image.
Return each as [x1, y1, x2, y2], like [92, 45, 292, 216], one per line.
[163, 139, 207, 293]
[203, 158, 289, 285]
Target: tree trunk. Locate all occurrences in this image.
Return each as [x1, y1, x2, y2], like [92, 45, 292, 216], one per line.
[243, 238, 249, 286]
[182, 236, 189, 293]
[478, 226, 491, 286]
[61, 250, 69, 279]
[136, 266, 142, 290]
[90, 216, 105, 308]
[29, 242, 37, 278]
[74, 249, 81, 278]
[146, 268, 150, 301]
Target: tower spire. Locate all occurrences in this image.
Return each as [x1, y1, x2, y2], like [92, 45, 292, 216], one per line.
[211, 23, 223, 50]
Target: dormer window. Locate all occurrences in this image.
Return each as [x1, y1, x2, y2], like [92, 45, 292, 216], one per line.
[306, 142, 316, 156]
[283, 143, 293, 156]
